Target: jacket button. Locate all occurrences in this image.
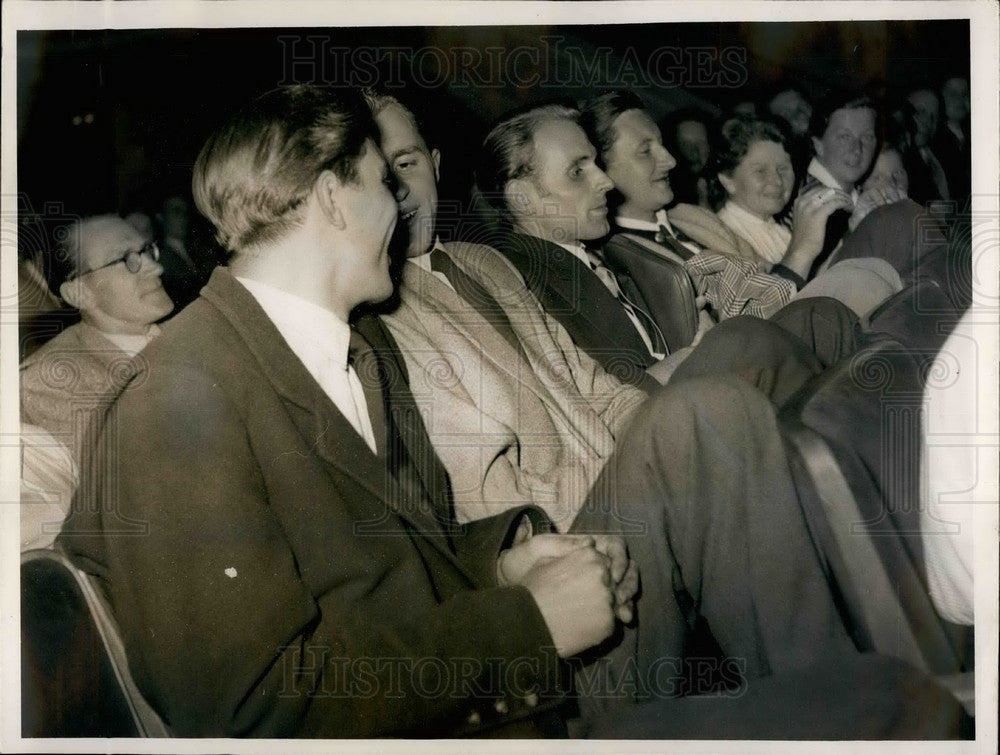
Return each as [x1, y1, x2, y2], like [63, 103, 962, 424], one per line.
[466, 710, 481, 726]
[524, 692, 539, 708]
[494, 698, 509, 715]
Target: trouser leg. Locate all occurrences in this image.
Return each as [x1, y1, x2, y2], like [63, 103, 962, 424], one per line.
[570, 376, 855, 724]
[769, 296, 860, 367]
[670, 315, 827, 407]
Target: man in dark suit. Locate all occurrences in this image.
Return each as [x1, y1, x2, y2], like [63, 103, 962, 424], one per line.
[903, 88, 952, 206]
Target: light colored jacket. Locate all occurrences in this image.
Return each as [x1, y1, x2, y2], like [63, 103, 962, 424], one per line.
[383, 241, 646, 531]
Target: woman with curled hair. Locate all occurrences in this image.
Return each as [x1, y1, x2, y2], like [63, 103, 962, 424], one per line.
[711, 116, 853, 274]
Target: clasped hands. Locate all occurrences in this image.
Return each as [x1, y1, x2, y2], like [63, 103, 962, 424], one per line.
[497, 527, 638, 658]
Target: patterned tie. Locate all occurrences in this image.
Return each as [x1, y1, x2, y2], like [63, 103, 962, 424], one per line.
[347, 327, 386, 458]
[584, 250, 666, 356]
[429, 248, 523, 354]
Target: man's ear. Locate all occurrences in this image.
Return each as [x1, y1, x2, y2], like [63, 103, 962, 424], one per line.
[59, 279, 85, 310]
[504, 177, 538, 222]
[431, 148, 441, 182]
[314, 170, 347, 231]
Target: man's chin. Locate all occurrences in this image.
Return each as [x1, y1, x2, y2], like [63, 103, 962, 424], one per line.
[148, 291, 175, 317]
[371, 275, 395, 304]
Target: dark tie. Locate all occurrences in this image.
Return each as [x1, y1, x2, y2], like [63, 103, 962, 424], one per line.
[654, 225, 696, 261]
[429, 248, 523, 355]
[347, 327, 387, 458]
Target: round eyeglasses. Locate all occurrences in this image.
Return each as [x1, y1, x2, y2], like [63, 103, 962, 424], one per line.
[76, 241, 160, 277]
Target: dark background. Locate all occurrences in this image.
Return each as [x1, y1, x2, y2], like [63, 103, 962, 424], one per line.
[16, 20, 970, 242]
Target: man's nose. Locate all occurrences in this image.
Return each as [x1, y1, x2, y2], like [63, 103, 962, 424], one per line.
[593, 166, 614, 193]
[394, 175, 410, 203]
[142, 253, 164, 277]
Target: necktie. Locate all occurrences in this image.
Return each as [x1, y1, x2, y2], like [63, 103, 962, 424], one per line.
[347, 328, 386, 458]
[429, 248, 523, 355]
[584, 250, 666, 357]
[654, 225, 696, 261]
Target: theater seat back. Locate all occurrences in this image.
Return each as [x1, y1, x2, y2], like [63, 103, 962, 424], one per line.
[777, 277, 974, 712]
[602, 233, 699, 352]
[21, 548, 171, 738]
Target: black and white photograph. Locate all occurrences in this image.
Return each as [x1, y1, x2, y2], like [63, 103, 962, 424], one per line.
[1, 1, 997, 753]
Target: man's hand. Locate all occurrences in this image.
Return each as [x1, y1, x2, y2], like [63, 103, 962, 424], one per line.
[498, 532, 639, 626]
[519, 546, 616, 657]
[590, 534, 638, 624]
[497, 533, 595, 586]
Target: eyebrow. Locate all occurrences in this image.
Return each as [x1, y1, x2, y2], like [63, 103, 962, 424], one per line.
[387, 145, 422, 163]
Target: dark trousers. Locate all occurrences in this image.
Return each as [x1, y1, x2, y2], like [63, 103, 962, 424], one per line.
[568, 376, 965, 738]
[671, 297, 858, 407]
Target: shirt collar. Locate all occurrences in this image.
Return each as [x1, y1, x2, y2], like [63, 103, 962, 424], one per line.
[807, 157, 860, 204]
[235, 275, 351, 372]
[406, 236, 446, 276]
[554, 240, 591, 269]
[100, 323, 160, 357]
[615, 209, 672, 233]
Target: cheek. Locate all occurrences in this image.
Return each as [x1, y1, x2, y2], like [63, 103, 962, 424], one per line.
[101, 279, 142, 314]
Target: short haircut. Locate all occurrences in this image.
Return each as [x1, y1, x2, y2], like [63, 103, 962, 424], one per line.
[578, 90, 646, 169]
[45, 217, 88, 296]
[192, 84, 377, 253]
[809, 91, 877, 138]
[709, 117, 789, 207]
[475, 101, 579, 218]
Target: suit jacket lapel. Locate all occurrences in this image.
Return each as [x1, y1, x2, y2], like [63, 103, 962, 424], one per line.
[399, 261, 568, 424]
[200, 269, 462, 555]
[354, 315, 458, 535]
[498, 233, 653, 367]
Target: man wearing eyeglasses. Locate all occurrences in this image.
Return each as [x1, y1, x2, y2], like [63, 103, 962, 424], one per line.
[20, 213, 174, 539]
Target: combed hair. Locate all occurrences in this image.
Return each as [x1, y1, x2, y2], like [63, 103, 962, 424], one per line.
[578, 90, 646, 169]
[362, 88, 436, 148]
[475, 102, 579, 218]
[809, 91, 877, 138]
[192, 85, 377, 254]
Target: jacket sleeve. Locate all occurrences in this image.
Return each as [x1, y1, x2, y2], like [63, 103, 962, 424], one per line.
[685, 251, 796, 320]
[59, 362, 565, 738]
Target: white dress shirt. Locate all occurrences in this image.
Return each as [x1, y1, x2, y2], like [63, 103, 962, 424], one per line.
[806, 157, 860, 206]
[236, 276, 377, 454]
[407, 237, 454, 292]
